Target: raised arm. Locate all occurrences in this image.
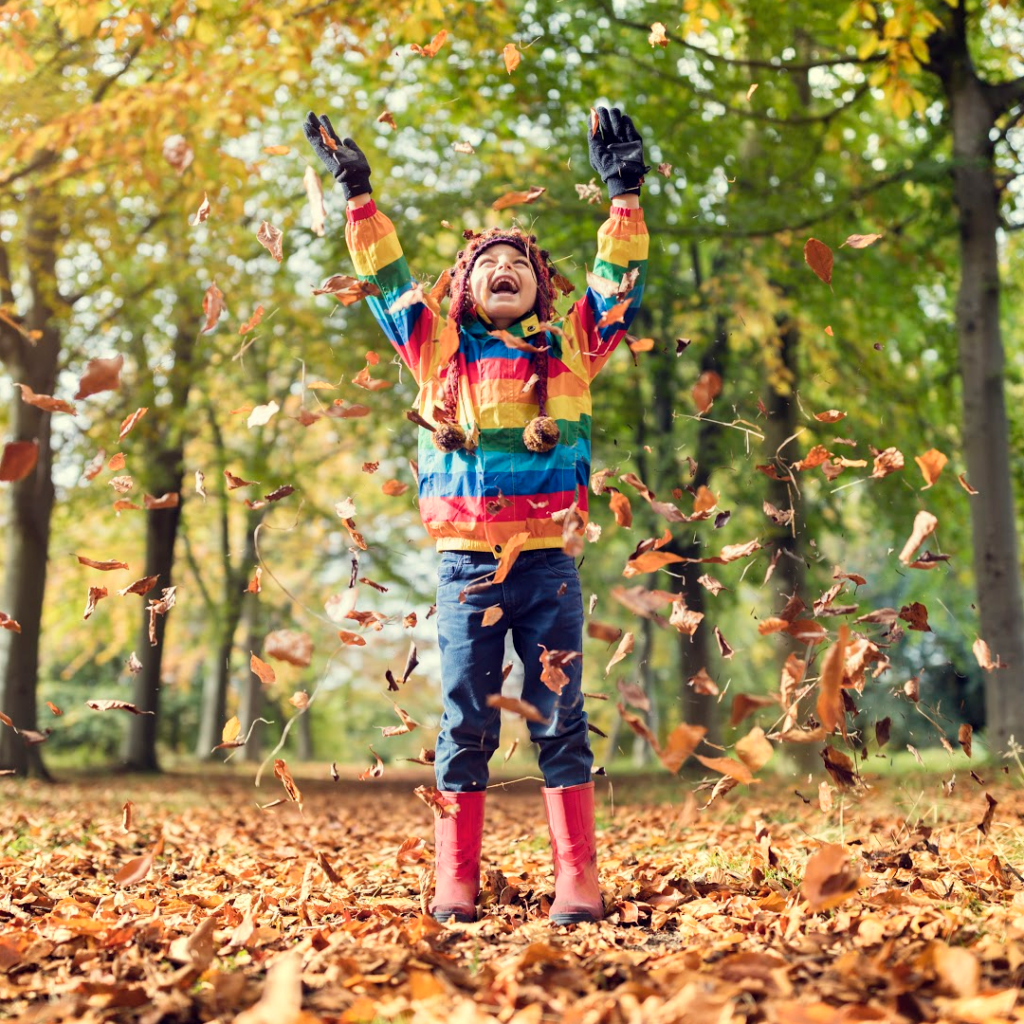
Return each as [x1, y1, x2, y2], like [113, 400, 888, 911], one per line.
[302, 112, 436, 384]
[570, 107, 650, 381]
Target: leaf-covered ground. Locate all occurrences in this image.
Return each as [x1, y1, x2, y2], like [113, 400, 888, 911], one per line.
[3, 768, 1024, 1023]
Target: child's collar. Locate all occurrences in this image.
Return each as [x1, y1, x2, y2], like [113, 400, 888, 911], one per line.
[472, 308, 542, 338]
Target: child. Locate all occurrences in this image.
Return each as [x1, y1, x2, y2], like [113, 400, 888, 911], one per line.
[303, 106, 649, 924]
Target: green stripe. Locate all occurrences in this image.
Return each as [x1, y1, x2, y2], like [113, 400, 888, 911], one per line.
[360, 254, 412, 298]
[479, 415, 590, 452]
[593, 258, 648, 286]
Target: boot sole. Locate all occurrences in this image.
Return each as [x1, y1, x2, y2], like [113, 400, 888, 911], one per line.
[432, 909, 476, 924]
[550, 911, 602, 925]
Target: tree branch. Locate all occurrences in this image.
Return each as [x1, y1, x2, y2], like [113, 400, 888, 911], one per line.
[591, 47, 873, 127]
[596, 0, 874, 73]
[989, 77, 1024, 119]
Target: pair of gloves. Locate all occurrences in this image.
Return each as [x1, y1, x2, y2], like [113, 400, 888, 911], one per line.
[302, 106, 649, 201]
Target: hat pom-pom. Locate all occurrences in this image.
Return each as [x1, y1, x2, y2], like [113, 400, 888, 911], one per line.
[432, 422, 467, 453]
[523, 416, 560, 453]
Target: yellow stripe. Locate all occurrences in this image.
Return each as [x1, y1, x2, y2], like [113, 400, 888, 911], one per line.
[597, 222, 649, 266]
[351, 230, 403, 277]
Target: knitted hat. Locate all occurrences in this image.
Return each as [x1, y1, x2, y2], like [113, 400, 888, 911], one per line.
[434, 228, 560, 455]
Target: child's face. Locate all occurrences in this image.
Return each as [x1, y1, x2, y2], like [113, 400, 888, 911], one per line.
[469, 243, 538, 329]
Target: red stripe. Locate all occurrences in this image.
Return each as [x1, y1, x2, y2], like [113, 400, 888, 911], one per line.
[347, 200, 378, 222]
[420, 490, 580, 522]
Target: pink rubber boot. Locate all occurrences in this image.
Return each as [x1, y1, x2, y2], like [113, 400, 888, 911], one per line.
[542, 782, 604, 924]
[429, 789, 485, 923]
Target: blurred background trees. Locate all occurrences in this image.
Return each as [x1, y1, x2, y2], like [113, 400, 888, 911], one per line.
[0, 0, 1020, 779]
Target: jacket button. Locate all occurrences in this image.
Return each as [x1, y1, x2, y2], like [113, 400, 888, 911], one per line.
[494, 545, 502, 553]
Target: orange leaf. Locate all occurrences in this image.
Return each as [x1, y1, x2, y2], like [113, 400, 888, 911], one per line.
[77, 555, 129, 571]
[694, 754, 754, 785]
[14, 383, 75, 415]
[118, 408, 148, 441]
[409, 29, 448, 57]
[502, 42, 521, 73]
[201, 283, 225, 333]
[486, 694, 548, 723]
[801, 844, 861, 911]
[75, 354, 124, 400]
[815, 625, 849, 735]
[256, 220, 283, 262]
[250, 652, 276, 685]
[0, 441, 38, 482]
[659, 722, 706, 773]
[623, 551, 686, 576]
[804, 238, 833, 285]
[840, 233, 883, 248]
[914, 448, 947, 489]
[492, 185, 546, 211]
[648, 21, 668, 46]
[239, 306, 265, 335]
[596, 298, 632, 329]
[114, 851, 154, 887]
[608, 489, 632, 527]
[263, 144, 290, 155]
[493, 531, 531, 584]
[692, 370, 722, 413]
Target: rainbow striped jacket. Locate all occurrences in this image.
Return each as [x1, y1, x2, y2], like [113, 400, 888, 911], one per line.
[345, 200, 649, 554]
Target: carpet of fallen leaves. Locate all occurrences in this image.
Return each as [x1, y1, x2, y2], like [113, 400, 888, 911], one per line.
[3, 768, 1024, 1024]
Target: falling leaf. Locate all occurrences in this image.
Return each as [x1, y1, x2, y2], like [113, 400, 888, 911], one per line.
[77, 555, 129, 571]
[247, 401, 279, 428]
[575, 178, 602, 203]
[303, 165, 326, 237]
[114, 850, 155, 887]
[617, 702, 660, 752]
[338, 630, 366, 646]
[409, 29, 447, 57]
[118, 575, 159, 597]
[250, 653, 276, 685]
[694, 754, 754, 785]
[224, 470, 258, 489]
[14, 383, 75, 415]
[75, 354, 124, 399]
[616, 679, 650, 712]
[493, 531, 531, 584]
[189, 192, 211, 225]
[746, 82, 759, 100]
[729, 693, 777, 727]
[492, 186, 546, 211]
[871, 446, 904, 478]
[914, 448, 948, 489]
[83, 587, 108, 620]
[239, 306, 265, 335]
[898, 601, 931, 632]
[596, 298, 632, 329]
[973, 637, 1006, 671]
[692, 370, 722, 413]
[288, 691, 309, 710]
[117, 408, 148, 441]
[256, 220, 283, 262]
[452, 140, 475, 155]
[840, 233, 883, 248]
[604, 632, 634, 675]
[814, 409, 846, 423]
[85, 700, 154, 715]
[502, 42, 521, 73]
[687, 668, 719, 696]
[486, 694, 549, 723]
[977, 792, 997, 835]
[263, 144, 290, 155]
[144, 492, 179, 510]
[0, 441, 38, 482]
[120, 800, 134, 832]
[539, 646, 581, 694]
[648, 21, 668, 46]
[414, 785, 459, 816]
[481, 605, 504, 627]
[588, 621, 623, 644]
[264, 630, 313, 667]
[381, 703, 420, 738]
[958, 723, 973, 758]
[816, 625, 849, 735]
[898, 510, 938, 565]
[376, 110, 398, 129]
[162, 134, 193, 173]
[735, 727, 773, 773]
[957, 473, 978, 494]
[45, 701, 62, 716]
[801, 844, 861, 911]
[660, 722, 707, 773]
[200, 283, 225, 333]
[803, 238, 833, 285]
[381, 479, 409, 497]
[273, 759, 303, 809]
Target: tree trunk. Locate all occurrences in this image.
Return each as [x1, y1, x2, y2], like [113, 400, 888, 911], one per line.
[122, 501, 182, 771]
[944, 64, 1024, 752]
[0, 198, 60, 778]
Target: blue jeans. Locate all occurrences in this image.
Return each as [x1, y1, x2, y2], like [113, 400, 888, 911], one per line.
[434, 549, 594, 792]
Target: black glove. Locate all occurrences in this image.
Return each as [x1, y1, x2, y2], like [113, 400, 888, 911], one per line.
[302, 111, 372, 200]
[587, 106, 650, 199]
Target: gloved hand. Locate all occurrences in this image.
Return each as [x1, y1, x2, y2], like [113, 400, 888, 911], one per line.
[587, 106, 650, 199]
[302, 111, 372, 200]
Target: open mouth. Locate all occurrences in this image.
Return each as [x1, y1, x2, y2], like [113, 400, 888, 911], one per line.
[491, 276, 519, 294]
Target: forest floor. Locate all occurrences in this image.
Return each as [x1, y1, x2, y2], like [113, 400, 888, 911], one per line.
[2, 763, 1024, 1024]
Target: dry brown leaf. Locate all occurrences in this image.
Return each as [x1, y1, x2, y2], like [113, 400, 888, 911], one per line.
[502, 42, 521, 73]
[915, 448, 948, 489]
[604, 631, 634, 676]
[14, 383, 75, 415]
[409, 29, 448, 57]
[486, 694, 549, 724]
[898, 510, 938, 565]
[256, 220, 283, 262]
[492, 185, 546, 211]
[250, 653, 276, 685]
[0, 441, 39, 482]
[801, 843, 861, 911]
[75, 354, 124, 399]
[804, 238, 833, 285]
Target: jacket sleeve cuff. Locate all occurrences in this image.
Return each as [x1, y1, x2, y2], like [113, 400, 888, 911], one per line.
[610, 206, 644, 221]
[347, 199, 378, 222]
